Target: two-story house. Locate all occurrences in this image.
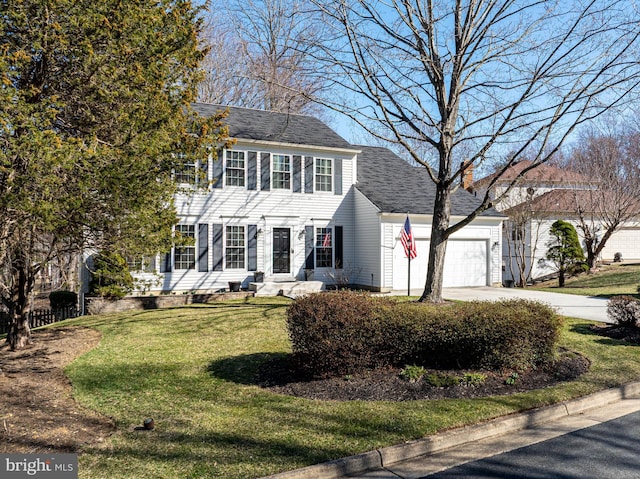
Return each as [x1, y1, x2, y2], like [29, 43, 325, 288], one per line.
[133, 104, 504, 295]
[474, 160, 640, 286]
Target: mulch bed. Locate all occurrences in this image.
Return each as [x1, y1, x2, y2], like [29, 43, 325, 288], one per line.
[0, 328, 114, 453]
[256, 350, 592, 401]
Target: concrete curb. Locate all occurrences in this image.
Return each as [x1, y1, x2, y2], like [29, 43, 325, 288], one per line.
[261, 381, 640, 479]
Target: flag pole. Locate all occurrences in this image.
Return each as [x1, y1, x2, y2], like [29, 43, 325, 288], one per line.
[407, 212, 411, 296]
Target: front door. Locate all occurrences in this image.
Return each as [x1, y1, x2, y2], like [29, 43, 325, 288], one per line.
[273, 228, 291, 274]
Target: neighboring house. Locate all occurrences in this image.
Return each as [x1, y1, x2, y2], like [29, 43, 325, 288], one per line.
[473, 161, 640, 285]
[130, 104, 504, 294]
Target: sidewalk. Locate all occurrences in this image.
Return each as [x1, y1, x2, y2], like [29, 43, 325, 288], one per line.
[261, 382, 640, 479]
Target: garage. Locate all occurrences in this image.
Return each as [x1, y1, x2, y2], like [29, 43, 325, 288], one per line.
[599, 227, 640, 262]
[392, 238, 489, 289]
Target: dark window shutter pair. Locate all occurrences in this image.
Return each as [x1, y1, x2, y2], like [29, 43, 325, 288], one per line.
[211, 223, 257, 271]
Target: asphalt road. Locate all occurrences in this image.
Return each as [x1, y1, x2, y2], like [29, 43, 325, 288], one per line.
[424, 409, 640, 479]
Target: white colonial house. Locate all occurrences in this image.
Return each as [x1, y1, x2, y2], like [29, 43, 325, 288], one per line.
[130, 104, 504, 295]
[473, 160, 640, 286]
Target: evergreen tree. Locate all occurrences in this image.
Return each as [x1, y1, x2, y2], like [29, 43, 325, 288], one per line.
[1, 0, 229, 349]
[546, 220, 586, 287]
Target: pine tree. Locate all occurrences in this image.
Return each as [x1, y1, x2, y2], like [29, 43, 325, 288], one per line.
[546, 220, 587, 287]
[1, 0, 229, 349]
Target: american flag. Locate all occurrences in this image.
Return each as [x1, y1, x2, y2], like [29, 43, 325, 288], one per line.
[322, 230, 331, 248]
[401, 216, 417, 259]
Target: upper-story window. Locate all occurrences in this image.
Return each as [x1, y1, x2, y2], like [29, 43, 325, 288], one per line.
[315, 158, 332, 192]
[272, 154, 291, 189]
[174, 225, 196, 270]
[225, 150, 245, 187]
[174, 152, 196, 185]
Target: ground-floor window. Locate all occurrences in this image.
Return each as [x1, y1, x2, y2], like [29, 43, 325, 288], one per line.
[315, 227, 333, 268]
[225, 225, 246, 269]
[175, 225, 196, 270]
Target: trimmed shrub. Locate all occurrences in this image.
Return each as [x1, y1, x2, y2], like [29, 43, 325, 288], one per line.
[286, 292, 563, 378]
[49, 291, 78, 310]
[607, 295, 640, 327]
[286, 291, 395, 377]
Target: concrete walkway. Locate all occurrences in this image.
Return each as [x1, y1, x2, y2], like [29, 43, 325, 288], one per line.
[391, 287, 611, 323]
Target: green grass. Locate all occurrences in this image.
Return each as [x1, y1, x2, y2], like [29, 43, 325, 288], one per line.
[55, 296, 640, 479]
[533, 263, 640, 298]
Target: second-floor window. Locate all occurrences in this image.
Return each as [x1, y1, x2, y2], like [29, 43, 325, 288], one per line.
[225, 225, 245, 269]
[226, 150, 245, 187]
[174, 225, 196, 270]
[315, 158, 332, 192]
[272, 154, 291, 189]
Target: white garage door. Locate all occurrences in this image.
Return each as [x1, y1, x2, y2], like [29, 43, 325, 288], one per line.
[392, 239, 488, 289]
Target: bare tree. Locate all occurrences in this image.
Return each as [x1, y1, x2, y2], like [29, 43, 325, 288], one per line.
[502, 194, 549, 287]
[200, 0, 326, 115]
[311, 0, 640, 301]
[564, 129, 640, 268]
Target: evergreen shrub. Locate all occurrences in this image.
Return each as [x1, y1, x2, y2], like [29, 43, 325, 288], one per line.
[286, 292, 562, 378]
[49, 290, 78, 310]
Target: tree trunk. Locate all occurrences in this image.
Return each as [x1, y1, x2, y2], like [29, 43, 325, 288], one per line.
[558, 269, 566, 288]
[419, 183, 451, 303]
[6, 253, 34, 350]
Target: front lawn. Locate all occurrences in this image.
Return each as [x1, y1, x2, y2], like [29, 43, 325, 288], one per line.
[533, 262, 640, 298]
[62, 297, 640, 479]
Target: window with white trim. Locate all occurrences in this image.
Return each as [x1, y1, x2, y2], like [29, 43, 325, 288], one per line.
[315, 158, 332, 192]
[272, 154, 291, 189]
[225, 225, 245, 269]
[315, 227, 332, 268]
[174, 225, 196, 270]
[225, 150, 245, 186]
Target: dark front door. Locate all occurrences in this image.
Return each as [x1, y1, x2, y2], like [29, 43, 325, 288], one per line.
[273, 228, 291, 274]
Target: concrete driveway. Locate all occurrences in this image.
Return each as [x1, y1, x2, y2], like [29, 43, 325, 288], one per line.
[442, 287, 611, 323]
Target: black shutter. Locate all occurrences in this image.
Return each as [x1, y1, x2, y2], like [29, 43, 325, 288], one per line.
[305, 226, 314, 269]
[335, 226, 343, 269]
[212, 149, 223, 189]
[261, 152, 271, 191]
[198, 224, 209, 272]
[293, 155, 302, 193]
[304, 156, 314, 193]
[160, 252, 172, 273]
[212, 224, 223, 271]
[248, 224, 257, 271]
[247, 151, 257, 190]
[334, 158, 343, 195]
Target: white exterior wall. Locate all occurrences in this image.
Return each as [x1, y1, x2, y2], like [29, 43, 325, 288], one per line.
[142, 141, 358, 292]
[352, 188, 384, 290]
[381, 214, 503, 291]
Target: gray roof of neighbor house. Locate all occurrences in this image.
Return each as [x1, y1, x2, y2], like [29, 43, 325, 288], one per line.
[193, 103, 356, 151]
[356, 145, 504, 218]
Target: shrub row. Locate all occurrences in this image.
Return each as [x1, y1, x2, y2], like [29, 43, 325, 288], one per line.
[286, 291, 562, 378]
[607, 295, 640, 327]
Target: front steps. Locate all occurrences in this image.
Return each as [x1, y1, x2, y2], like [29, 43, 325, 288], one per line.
[249, 280, 324, 298]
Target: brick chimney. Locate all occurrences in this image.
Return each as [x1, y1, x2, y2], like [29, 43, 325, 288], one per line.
[461, 160, 474, 191]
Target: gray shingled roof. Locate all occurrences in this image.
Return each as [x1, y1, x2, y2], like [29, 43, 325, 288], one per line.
[193, 103, 355, 151]
[356, 145, 503, 218]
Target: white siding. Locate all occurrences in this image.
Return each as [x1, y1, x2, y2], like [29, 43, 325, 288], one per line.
[146, 142, 358, 292]
[353, 188, 383, 290]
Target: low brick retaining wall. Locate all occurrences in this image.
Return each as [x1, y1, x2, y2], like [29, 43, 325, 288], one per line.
[85, 292, 253, 315]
